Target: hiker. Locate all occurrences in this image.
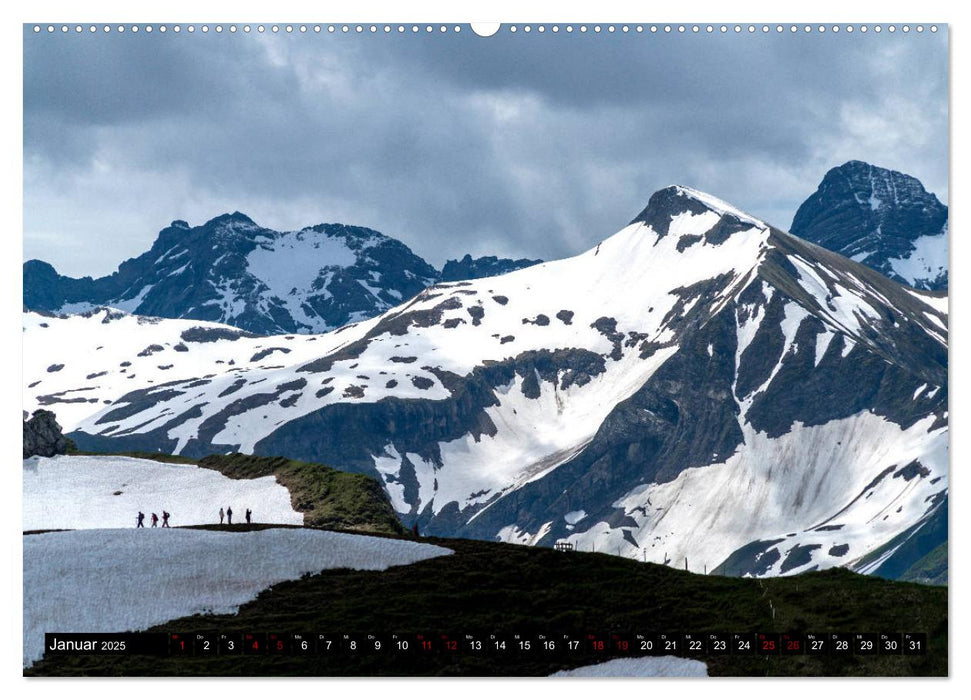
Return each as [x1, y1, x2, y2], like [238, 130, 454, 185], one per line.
[411, 522, 419, 537]
[151, 513, 159, 528]
[245, 508, 252, 524]
[219, 507, 225, 524]
[226, 506, 233, 525]
[162, 511, 170, 528]
[136, 512, 145, 528]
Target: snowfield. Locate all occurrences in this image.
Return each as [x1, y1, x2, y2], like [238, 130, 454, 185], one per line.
[888, 227, 948, 289]
[23, 455, 302, 531]
[550, 656, 708, 677]
[23, 528, 452, 668]
[22, 308, 377, 433]
[561, 412, 947, 575]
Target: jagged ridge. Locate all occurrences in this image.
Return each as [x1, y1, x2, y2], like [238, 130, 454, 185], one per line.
[23, 215, 540, 335]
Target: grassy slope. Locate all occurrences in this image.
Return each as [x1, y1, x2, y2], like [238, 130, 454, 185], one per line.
[79, 451, 405, 535]
[26, 531, 946, 677]
[899, 542, 948, 586]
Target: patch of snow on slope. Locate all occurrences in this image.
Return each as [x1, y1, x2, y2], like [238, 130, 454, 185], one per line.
[372, 445, 410, 513]
[551, 656, 708, 677]
[496, 521, 553, 547]
[813, 331, 835, 367]
[246, 229, 356, 299]
[564, 510, 587, 525]
[23, 528, 451, 667]
[54, 301, 99, 315]
[23, 454, 302, 531]
[888, 229, 948, 286]
[111, 285, 154, 314]
[905, 288, 948, 316]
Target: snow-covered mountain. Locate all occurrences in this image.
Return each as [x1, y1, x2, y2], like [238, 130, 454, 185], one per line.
[24, 185, 947, 580]
[791, 161, 948, 291]
[22, 214, 540, 335]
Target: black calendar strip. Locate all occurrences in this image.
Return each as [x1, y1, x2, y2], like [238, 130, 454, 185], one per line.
[45, 631, 928, 658]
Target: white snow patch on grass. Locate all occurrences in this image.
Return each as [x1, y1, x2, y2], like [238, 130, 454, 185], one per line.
[23, 528, 451, 668]
[551, 656, 708, 677]
[23, 455, 303, 531]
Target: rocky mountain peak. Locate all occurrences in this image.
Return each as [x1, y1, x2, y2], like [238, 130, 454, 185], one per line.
[629, 186, 713, 233]
[440, 253, 543, 282]
[790, 161, 948, 291]
[629, 185, 765, 238]
[198, 211, 262, 240]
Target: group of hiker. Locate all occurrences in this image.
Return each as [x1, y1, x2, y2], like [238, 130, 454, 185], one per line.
[135, 511, 170, 528]
[219, 506, 252, 525]
[134, 507, 253, 528]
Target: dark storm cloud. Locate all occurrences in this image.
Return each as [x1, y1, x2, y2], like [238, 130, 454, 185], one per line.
[23, 25, 948, 277]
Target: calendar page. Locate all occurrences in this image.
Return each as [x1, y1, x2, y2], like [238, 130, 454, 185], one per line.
[22, 20, 948, 679]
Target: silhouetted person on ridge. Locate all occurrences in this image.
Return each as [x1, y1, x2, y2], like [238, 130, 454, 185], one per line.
[136, 512, 145, 528]
[162, 511, 170, 528]
[245, 508, 252, 524]
[226, 506, 233, 525]
[219, 507, 225, 524]
[151, 513, 159, 528]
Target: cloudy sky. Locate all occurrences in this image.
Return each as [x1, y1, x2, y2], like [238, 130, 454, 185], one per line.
[24, 25, 948, 277]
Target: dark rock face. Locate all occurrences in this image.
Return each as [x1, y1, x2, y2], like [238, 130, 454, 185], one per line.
[780, 543, 821, 573]
[828, 544, 849, 557]
[250, 347, 291, 363]
[23, 409, 75, 458]
[630, 186, 711, 234]
[440, 254, 541, 282]
[710, 539, 785, 577]
[790, 161, 948, 290]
